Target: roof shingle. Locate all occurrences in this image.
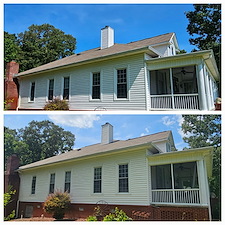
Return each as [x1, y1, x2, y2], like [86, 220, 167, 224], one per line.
[18, 130, 171, 171]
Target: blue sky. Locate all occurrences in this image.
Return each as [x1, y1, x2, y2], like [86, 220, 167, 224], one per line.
[4, 114, 188, 150]
[4, 3, 195, 53]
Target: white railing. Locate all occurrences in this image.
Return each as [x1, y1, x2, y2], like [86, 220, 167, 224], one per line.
[150, 94, 199, 110]
[152, 189, 200, 205]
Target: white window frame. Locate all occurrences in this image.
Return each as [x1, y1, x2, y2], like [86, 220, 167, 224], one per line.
[61, 76, 71, 101]
[114, 66, 130, 101]
[28, 81, 36, 102]
[31, 176, 36, 195]
[93, 167, 102, 194]
[118, 163, 129, 193]
[89, 71, 102, 101]
[46, 78, 55, 102]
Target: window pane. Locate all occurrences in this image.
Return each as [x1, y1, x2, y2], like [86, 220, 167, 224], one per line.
[119, 164, 128, 192]
[48, 79, 54, 100]
[30, 82, 35, 101]
[173, 162, 199, 189]
[150, 69, 171, 95]
[63, 77, 70, 100]
[94, 167, 102, 193]
[49, 173, 55, 193]
[31, 176, 36, 194]
[64, 171, 71, 193]
[151, 164, 172, 189]
[92, 73, 100, 99]
[117, 69, 127, 98]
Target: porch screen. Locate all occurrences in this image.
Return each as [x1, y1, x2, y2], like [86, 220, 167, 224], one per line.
[151, 162, 199, 190]
[150, 69, 171, 95]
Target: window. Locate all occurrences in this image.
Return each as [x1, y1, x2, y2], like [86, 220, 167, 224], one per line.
[31, 176, 36, 194]
[117, 69, 127, 98]
[63, 77, 70, 100]
[92, 72, 101, 99]
[30, 82, 35, 101]
[48, 79, 54, 100]
[94, 167, 102, 193]
[64, 171, 71, 193]
[119, 164, 129, 192]
[49, 173, 55, 194]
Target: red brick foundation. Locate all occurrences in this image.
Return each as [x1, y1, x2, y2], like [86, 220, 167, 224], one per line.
[18, 202, 209, 221]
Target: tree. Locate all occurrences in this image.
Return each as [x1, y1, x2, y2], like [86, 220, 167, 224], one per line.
[4, 186, 16, 221]
[17, 120, 75, 165]
[185, 4, 221, 72]
[181, 115, 221, 148]
[4, 127, 29, 168]
[4, 24, 76, 72]
[181, 115, 221, 220]
[4, 120, 75, 166]
[4, 32, 22, 70]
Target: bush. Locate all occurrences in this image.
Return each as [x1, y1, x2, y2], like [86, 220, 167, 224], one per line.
[43, 191, 71, 220]
[86, 215, 97, 221]
[103, 207, 132, 221]
[44, 97, 69, 110]
[4, 186, 16, 221]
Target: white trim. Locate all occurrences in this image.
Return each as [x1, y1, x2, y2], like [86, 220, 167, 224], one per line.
[61, 75, 71, 101]
[46, 78, 55, 102]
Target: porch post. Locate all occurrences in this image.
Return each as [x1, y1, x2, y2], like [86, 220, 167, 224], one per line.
[196, 63, 208, 110]
[169, 68, 175, 109]
[197, 160, 208, 205]
[203, 65, 212, 110]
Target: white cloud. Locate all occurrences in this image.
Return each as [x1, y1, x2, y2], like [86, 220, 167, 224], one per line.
[48, 114, 100, 128]
[161, 116, 176, 126]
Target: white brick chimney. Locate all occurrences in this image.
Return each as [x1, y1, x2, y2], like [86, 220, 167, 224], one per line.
[101, 26, 114, 49]
[101, 122, 113, 144]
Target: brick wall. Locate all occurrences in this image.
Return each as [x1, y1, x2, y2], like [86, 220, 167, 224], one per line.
[18, 202, 209, 221]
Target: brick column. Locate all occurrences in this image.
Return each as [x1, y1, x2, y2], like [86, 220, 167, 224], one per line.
[4, 61, 19, 110]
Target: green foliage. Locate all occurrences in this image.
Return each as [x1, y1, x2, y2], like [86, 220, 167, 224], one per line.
[185, 4, 221, 72]
[43, 191, 71, 220]
[4, 120, 75, 166]
[4, 186, 16, 221]
[103, 207, 132, 221]
[4, 24, 76, 72]
[181, 115, 221, 220]
[181, 115, 221, 148]
[44, 98, 69, 110]
[86, 216, 97, 221]
[4, 32, 22, 70]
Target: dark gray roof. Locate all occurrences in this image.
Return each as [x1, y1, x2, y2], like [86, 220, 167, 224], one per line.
[17, 33, 174, 77]
[18, 130, 171, 171]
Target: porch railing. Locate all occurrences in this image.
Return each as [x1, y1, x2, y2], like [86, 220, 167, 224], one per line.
[151, 189, 200, 205]
[150, 94, 199, 110]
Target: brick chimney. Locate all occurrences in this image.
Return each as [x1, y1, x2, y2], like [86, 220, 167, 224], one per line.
[4, 61, 19, 110]
[4, 154, 20, 218]
[101, 123, 113, 144]
[101, 26, 114, 49]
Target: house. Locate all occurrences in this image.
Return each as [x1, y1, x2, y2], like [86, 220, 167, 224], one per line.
[7, 123, 213, 221]
[6, 26, 219, 111]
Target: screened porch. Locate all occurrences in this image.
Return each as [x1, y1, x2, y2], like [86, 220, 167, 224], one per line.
[149, 66, 200, 110]
[150, 162, 201, 205]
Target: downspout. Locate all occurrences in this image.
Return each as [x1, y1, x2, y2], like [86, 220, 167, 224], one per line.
[144, 62, 150, 111]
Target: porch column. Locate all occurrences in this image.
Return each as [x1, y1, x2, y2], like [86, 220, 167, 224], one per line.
[197, 63, 207, 110]
[197, 160, 209, 205]
[203, 65, 212, 110]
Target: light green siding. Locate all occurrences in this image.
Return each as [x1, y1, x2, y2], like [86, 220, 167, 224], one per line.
[19, 148, 150, 205]
[19, 54, 147, 110]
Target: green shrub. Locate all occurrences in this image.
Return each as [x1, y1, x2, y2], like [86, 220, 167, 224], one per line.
[43, 191, 71, 220]
[86, 215, 97, 221]
[44, 98, 69, 110]
[103, 207, 132, 221]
